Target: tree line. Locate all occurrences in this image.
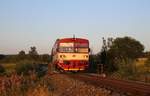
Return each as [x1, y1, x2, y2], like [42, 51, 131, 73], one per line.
[0, 46, 51, 63]
[89, 36, 150, 80]
[0, 36, 150, 79]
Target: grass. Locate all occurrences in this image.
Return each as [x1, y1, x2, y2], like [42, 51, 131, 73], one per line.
[1, 63, 16, 73]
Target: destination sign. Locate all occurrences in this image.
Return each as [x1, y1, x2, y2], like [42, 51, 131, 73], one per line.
[59, 43, 74, 47]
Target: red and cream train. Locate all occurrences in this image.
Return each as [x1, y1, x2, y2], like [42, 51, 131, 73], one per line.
[51, 38, 90, 72]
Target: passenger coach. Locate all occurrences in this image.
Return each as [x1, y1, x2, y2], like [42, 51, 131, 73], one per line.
[51, 38, 90, 72]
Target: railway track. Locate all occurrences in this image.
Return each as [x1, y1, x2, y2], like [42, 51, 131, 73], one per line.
[67, 73, 150, 96]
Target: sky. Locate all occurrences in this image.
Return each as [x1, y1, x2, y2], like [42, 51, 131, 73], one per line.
[0, 0, 150, 54]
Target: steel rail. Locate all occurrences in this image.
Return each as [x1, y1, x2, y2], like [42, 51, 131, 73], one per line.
[67, 74, 150, 96]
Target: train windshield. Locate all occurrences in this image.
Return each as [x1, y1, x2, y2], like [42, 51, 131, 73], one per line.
[75, 43, 89, 53]
[74, 43, 88, 48]
[59, 43, 74, 52]
[59, 47, 74, 53]
[75, 48, 89, 53]
[59, 42, 89, 53]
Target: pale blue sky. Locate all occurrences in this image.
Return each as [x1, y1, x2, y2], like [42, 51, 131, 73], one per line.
[0, 0, 150, 54]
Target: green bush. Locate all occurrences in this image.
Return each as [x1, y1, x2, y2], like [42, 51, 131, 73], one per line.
[0, 64, 5, 74]
[15, 60, 35, 75]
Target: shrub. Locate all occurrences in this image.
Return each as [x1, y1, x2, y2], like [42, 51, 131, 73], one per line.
[15, 60, 35, 75]
[0, 64, 5, 74]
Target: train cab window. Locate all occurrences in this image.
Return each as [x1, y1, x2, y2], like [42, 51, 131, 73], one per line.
[75, 48, 89, 53]
[75, 43, 88, 48]
[59, 47, 74, 53]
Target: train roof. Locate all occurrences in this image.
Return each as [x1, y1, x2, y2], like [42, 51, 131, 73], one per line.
[56, 38, 89, 43]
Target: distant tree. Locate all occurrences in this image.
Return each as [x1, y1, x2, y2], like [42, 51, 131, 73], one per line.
[99, 37, 116, 73]
[109, 37, 144, 60]
[18, 50, 26, 60]
[107, 36, 144, 74]
[19, 50, 25, 55]
[28, 46, 39, 60]
[29, 47, 38, 55]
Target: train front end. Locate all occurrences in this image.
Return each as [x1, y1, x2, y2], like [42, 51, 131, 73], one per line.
[52, 38, 90, 72]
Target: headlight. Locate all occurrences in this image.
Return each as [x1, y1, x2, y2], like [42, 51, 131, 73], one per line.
[60, 55, 66, 58]
[84, 55, 88, 58]
[72, 55, 76, 57]
[60, 55, 63, 58]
